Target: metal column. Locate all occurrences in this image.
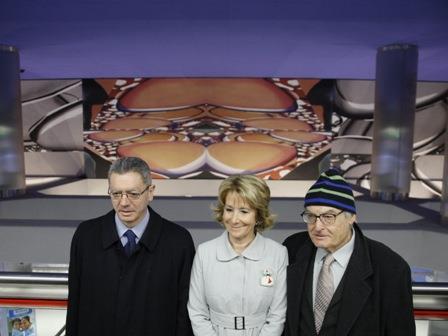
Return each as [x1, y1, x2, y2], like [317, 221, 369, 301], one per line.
[441, 115, 448, 223]
[370, 44, 418, 201]
[0, 45, 25, 198]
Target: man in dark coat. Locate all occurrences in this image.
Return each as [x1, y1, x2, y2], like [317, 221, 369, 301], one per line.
[283, 169, 415, 336]
[66, 157, 195, 336]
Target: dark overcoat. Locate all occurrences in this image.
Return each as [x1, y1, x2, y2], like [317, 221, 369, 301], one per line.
[66, 207, 195, 336]
[283, 223, 415, 336]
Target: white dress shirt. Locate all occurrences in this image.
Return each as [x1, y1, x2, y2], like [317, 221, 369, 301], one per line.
[312, 228, 355, 306]
[115, 209, 149, 246]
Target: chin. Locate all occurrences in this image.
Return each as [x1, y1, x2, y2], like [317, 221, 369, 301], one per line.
[230, 232, 248, 241]
[312, 239, 328, 249]
[120, 216, 137, 225]
[229, 232, 242, 239]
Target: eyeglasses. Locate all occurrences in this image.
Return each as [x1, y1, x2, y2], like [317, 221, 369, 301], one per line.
[109, 185, 150, 201]
[301, 210, 344, 226]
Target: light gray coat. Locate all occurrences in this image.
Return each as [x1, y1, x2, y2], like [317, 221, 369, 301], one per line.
[188, 231, 288, 336]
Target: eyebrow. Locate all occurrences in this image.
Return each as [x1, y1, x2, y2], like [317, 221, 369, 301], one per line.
[110, 189, 140, 193]
[225, 205, 251, 210]
[305, 211, 339, 215]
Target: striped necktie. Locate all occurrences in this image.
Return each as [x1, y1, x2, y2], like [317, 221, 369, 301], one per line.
[124, 230, 137, 257]
[314, 253, 335, 334]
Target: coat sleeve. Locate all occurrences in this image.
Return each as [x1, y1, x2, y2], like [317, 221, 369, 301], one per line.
[176, 233, 196, 336]
[187, 245, 218, 336]
[65, 226, 82, 336]
[259, 246, 288, 336]
[385, 262, 416, 336]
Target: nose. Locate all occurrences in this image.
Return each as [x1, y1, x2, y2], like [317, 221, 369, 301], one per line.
[118, 193, 131, 205]
[230, 211, 240, 223]
[314, 216, 325, 230]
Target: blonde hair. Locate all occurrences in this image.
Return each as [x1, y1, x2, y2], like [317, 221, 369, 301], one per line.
[213, 175, 275, 232]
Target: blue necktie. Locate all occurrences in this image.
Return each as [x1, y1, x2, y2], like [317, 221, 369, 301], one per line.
[124, 230, 137, 257]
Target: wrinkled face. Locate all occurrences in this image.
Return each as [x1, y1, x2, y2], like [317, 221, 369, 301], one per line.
[222, 191, 257, 245]
[305, 205, 355, 253]
[109, 172, 154, 228]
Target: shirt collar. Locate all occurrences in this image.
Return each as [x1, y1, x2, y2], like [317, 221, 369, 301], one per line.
[216, 231, 264, 261]
[115, 208, 150, 241]
[316, 227, 355, 268]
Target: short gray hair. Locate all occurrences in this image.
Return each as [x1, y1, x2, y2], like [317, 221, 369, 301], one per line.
[108, 157, 152, 185]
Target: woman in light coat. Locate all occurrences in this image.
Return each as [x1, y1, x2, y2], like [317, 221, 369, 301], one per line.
[188, 175, 287, 336]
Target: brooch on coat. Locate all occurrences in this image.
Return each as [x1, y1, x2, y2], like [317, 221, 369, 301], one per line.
[260, 268, 274, 287]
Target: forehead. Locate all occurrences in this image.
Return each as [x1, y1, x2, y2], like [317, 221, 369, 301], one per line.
[109, 171, 144, 188]
[225, 191, 251, 207]
[305, 205, 341, 214]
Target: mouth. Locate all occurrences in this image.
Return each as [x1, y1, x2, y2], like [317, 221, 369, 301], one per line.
[228, 224, 246, 231]
[119, 210, 134, 216]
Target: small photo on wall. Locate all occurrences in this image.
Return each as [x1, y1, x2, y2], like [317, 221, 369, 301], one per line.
[6, 308, 36, 336]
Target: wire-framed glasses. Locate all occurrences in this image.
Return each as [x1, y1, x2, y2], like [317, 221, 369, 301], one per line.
[301, 209, 344, 226]
[109, 185, 150, 201]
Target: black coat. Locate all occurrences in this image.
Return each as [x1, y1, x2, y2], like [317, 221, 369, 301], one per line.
[283, 224, 415, 336]
[66, 207, 195, 336]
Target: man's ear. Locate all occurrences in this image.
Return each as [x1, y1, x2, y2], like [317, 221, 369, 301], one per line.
[147, 184, 156, 202]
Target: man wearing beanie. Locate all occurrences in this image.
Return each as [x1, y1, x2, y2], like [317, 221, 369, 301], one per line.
[283, 169, 415, 336]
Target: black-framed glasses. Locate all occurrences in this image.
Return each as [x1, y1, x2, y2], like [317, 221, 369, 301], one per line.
[109, 185, 150, 201]
[301, 210, 344, 226]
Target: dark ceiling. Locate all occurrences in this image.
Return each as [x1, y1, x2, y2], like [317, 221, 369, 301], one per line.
[1, 0, 447, 81]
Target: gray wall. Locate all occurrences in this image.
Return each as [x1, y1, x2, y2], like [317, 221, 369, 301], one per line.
[1, 196, 447, 274]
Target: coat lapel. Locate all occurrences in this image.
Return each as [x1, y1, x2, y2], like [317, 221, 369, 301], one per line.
[101, 210, 120, 249]
[336, 224, 373, 336]
[139, 207, 163, 252]
[286, 240, 315, 336]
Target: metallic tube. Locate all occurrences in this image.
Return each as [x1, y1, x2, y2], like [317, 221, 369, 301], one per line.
[0, 272, 68, 285]
[0, 45, 25, 197]
[371, 44, 418, 201]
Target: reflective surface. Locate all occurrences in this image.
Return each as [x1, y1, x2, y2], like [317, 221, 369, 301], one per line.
[0, 270, 447, 336]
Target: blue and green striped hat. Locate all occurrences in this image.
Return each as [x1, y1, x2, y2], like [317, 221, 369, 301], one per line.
[304, 169, 356, 214]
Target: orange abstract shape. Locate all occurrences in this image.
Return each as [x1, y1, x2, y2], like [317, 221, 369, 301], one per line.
[270, 130, 327, 143]
[243, 118, 312, 131]
[102, 117, 170, 130]
[118, 78, 296, 112]
[207, 142, 296, 175]
[87, 130, 143, 142]
[117, 142, 206, 176]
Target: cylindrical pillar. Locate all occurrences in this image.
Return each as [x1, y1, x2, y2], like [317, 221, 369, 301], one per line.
[0, 45, 25, 198]
[441, 114, 448, 223]
[370, 44, 418, 201]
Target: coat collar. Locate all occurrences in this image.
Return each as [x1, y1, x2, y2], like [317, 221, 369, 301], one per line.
[286, 238, 315, 336]
[286, 223, 373, 336]
[335, 223, 373, 336]
[216, 231, 264, 261]
[101, 207, 162, 252]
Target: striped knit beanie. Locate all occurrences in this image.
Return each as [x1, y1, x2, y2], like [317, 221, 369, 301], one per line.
[304, 169, 356, 214]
